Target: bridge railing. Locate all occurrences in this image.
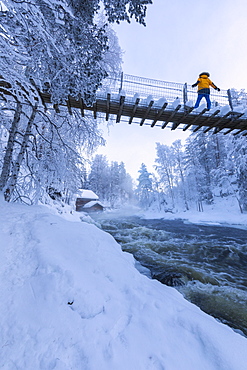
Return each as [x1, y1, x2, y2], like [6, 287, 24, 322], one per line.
[99, 72, 231, 109]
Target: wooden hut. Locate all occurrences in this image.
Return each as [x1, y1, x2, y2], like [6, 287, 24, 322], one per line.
[76, 189, 104, 213]
[82, 200, 104, 213]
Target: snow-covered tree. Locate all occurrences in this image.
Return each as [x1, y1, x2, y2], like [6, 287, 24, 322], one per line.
[108, 161, 134, 206]
[171, 140, 189, 210]
[136, 163, 154, 209]
[227, 135, 247, 212]
[0, 0, 152, 202]
[118, 161, 134, 203]
[184, 132, 213, 206]
[229, 89, 247, 110]
[88, 156, 134, 207]
[87, 154, 110, 201]
[109, 161, 121, 206]
[155, 143, 176, 208]
[154, 131, 247, 213]
[0, 0, 152, 104]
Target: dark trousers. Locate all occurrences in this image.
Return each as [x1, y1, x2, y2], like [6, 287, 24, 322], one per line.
[194, 93, 211, 110]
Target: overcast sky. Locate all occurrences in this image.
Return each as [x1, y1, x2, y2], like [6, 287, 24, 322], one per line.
[96, 0, 247, 180]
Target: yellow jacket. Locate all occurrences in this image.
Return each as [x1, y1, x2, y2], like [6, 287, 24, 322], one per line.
[196, 74, 217, 91]
[192, 73, 218, 94]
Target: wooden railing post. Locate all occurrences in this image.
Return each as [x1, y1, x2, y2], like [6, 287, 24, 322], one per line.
[183, 83, 188, 106]
[119, 72, 124, 93]
[227, 89, 233, 110]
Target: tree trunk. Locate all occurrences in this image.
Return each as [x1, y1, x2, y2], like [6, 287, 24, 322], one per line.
[0, 101, 22, 191]
[5, 103, 38, 201]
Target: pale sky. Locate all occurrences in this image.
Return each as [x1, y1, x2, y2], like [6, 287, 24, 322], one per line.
[96, 0, 247, 180]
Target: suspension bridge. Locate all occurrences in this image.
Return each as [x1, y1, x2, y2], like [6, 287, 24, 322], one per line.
[1, 73, 247, 135]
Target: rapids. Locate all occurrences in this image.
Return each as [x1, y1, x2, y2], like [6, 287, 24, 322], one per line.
[94, 214, 247, 337]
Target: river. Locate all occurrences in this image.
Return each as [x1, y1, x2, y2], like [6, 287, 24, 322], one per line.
[93, 213, 247, 337]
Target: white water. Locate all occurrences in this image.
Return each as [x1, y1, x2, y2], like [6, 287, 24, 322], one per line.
[95, 215, 247, 337]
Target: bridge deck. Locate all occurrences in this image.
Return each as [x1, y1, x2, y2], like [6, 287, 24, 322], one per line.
[1, 73, 247, 135]
[40, 91, 247, 135]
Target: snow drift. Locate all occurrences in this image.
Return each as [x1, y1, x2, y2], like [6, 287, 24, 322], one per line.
[0, 197, 247, 369]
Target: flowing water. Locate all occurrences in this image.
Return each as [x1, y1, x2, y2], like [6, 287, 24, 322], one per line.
[93, 213, 247, 337]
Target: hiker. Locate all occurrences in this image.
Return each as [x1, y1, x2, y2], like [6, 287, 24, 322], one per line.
[192, 72, 220, 110]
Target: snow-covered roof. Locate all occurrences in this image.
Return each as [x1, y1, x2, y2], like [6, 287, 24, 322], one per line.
[83, 200, 104, 208]
[77, 189, 99, 200]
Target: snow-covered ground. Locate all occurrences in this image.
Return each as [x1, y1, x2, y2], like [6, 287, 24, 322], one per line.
[138, 196, 247, 229]
[1, 195, 247, 370]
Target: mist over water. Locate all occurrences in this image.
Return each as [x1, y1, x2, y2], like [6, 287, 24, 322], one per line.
[94, 213, 247, 337]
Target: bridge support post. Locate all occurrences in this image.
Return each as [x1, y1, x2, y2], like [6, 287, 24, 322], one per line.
[183, 83, 188, 106]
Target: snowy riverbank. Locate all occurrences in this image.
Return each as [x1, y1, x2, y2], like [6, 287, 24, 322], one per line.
[131, 197, 247, 230]
[1, 196, 247, 369]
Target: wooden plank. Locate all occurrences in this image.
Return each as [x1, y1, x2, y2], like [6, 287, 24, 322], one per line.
[224, 128, 236, 135]
[203, 111, 232, 133]
[0, 77, 12, 89]
[116, 95, 125, 123]
[224, 124, 237, 135]
[151, 102, 168, 127]
[140, 100, 154, 126]
[30, 79, 48, 111]
[233, 128, 245, 136]
[106, 93, 111, 121]
[183, 108, 208, 131]
[40, 92, 51, 104]
[162, 105, 181, 129]
[129, 97, 140, 124]
[224, 119, 246, 135]
[171, 106, 194, 130]
[78, 95, 84, 117]
[193, 109, 220, 133]
[213, 112, 244, 134]
[93, 102, 97, 119]
[67, 95, 72, 115]
[0, 87, 13, 97]
[53, 104, 60, 113]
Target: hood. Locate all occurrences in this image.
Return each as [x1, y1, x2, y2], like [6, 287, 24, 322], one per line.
[199, 72, 210, 78]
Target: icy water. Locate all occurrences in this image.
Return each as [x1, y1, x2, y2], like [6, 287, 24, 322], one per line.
[94, 214, 247, 337]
